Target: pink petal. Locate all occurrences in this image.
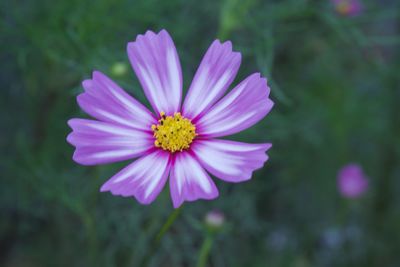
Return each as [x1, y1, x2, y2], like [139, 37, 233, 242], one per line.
[67, 119, 153, 165]
[77, 71, 156, 131]
[170, 152, 219, 208]
[127, 30, 182, 116]
[182, 40, 241, 120]
[192, 139, 271, 182]
[196, 73, 273, 138]
[100, 150, 171, 205]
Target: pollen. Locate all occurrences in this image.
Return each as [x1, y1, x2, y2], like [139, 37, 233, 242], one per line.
[152, 112, 197, 153]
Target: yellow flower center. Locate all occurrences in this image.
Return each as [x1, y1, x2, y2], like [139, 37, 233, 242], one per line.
[151, 112, 197, 153]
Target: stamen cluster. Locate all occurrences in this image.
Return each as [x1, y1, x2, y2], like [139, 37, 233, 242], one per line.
[152, 112, 197, 153]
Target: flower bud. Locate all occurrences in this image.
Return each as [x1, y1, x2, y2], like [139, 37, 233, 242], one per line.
[204, 210, 225, 229]
[110, 62, 128, 77]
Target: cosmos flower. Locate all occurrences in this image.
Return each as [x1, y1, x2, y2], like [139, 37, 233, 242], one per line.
[67, 30, 273, 208]
[337, 164, 368, 198]
[331, 0, 363, 16]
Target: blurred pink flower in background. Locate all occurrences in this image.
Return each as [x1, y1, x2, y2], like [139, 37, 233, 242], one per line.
[337, 164, 368, 198]
[205, 210, 225, 229]
[331, 0, 363, 16]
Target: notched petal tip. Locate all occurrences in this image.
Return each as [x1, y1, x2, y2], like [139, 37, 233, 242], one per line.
[99, 182, 110, 192]
[249, 73, 272, 99]
[131, 29, 165, 44]
[158, 29, 171, 37]
[171, 190, 219, 209]
[66, 118, 75, 128]
[213, 39, 232, 49]
[65, 132, 75, 146]
[144, 30, 157, 37]
[81, 79, 93, 89]
[233, 51, 242, 61]
[67, 118, 87, 130]
[212, 39, 240, 57]
[126, 41, 135, 51]
[72, 151, 94, 166]
[172, 201, 183, 209]
[263, 143, 273, 151]
[100, 186, 154, 206]
[211, 39, 222, 46]
[222, 40, 232, 50]
[76, 93, 86, 107]
[92, 70, 108, 81]
[135, 195, 158, 205]
[267, 98, 274, 109]
[91, 70, 100, 78]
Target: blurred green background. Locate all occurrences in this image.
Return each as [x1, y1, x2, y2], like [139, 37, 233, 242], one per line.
[1, 0, 400, 266]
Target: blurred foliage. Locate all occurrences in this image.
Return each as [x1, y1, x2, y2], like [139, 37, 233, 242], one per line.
[1, 0, 400, 266]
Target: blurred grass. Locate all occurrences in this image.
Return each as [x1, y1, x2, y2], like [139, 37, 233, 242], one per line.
[1, 0, 400, 266]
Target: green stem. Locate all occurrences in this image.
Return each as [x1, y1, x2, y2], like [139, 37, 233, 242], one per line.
[155, 205, 183, 243]
[139, 205, 183, 267]
[196, 234, 214, 267]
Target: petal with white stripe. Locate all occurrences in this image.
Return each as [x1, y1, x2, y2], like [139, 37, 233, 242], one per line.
[196, 73, 273, 138]
[100, 150, 171, 204]
[67, 119, 153, 165]
[127, 30, 182, 116]
[77, 71, 156, 131]
[182, 40, 241, 120]
[169, 152, 218, 208]
[192, 139, 271, 182]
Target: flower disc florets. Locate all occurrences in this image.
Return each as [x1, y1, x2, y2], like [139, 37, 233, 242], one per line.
[151, 112, 197, 153]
